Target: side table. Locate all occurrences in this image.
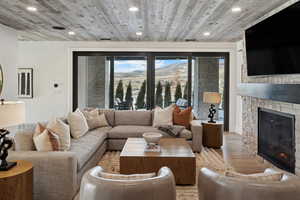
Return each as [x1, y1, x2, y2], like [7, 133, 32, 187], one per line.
[0, 160, 33, 200]
[202, 122, 223, 148]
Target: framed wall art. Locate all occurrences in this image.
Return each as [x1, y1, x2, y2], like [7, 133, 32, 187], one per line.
[18, 68, 33, 98]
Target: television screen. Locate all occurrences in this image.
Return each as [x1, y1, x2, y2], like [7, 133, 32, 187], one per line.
[246, 1, 300, 76]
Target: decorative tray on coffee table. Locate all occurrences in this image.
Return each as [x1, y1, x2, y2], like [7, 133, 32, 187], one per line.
[144, 143, 161, 152]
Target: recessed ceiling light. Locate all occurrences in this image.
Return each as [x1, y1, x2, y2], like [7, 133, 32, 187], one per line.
[68, 31, 76, 35]
[136, 31, 143, 36]
[26, 6, 37, 12]
[232, 7, 242, 13]
[129, 7, 139, 12]
[203, 32, 211, 36]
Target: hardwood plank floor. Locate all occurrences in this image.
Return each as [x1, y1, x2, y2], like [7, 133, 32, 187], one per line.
[219, 132, 272, 174]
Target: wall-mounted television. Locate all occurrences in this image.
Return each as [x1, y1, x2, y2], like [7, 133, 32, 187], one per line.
[246, 1, 300, 76]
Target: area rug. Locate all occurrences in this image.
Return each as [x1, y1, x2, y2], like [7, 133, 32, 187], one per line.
[98, 148, 232, 200]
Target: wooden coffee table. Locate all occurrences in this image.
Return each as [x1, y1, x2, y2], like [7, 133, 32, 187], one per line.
[120, 138, 196, 185]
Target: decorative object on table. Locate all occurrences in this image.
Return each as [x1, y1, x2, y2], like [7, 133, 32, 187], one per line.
[0, 129, 16, 170]
[202, 122, 223, 148]
[203, 92, 221, 123]
[0, 160, 33, 200]
[143, 132, 162, 152]
[143, 132, 162, 145]
[0, 101, 25, 170]
[18, 68, 33, 98]
[0, 64, 3, 96]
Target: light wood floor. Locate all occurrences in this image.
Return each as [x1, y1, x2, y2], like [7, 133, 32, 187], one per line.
[218, 132, 272, 174]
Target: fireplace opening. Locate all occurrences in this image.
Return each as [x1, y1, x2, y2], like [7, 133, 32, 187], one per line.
[258, 108, 296, 173]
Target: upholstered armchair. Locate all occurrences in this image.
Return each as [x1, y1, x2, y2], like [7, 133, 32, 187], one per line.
[198, 168, 300, 200]
[80, 166, 176, 200]
[198, 167, 300, 200]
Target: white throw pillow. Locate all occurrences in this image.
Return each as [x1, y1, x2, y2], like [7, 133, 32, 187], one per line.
[68, 109, 89, 139]
[33, 123, 61, 152]
[47, 118, 71, 151]
[82, 109, 109, 130]
[153, 104, 175, 127]
[225, 170, 283, 182]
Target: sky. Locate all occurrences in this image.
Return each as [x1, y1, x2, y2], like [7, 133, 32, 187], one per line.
[114, 58, 224, 73]
[115, 59, 187, 73]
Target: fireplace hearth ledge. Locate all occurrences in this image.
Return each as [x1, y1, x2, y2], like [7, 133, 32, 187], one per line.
[238, 83, 300, 105]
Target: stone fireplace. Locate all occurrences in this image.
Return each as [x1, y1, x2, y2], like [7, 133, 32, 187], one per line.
[258, 108, 295, 173]
[238, 38, 300, 175]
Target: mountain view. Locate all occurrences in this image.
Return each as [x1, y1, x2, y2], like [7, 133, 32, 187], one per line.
[114, 61, 188, 106]
[114, 59, 224, 108]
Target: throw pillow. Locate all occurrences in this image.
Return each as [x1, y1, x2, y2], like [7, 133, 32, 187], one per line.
[225, 170, 283, 182]
[13, 131, 35, 151]
[153, 104, 175, 127]
[173, 106, 193, 129]
[68, 109, 89, 139]
[33, 123, 61, 151]
[47, 118, 71, 151]
[82, 109, 109, 130]
[100, 172, 156, 180]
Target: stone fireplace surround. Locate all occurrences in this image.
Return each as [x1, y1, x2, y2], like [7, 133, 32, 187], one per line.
[239, 38, 300, 175]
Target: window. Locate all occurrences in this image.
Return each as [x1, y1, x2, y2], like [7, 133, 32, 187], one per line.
[114, 57, 147, 110]
[154, 57, 189, 108]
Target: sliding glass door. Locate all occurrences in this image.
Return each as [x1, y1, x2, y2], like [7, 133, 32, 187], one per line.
[192, 56, 228, 128]
[73, 52, 229, 131]
[76, 55, 110, 110]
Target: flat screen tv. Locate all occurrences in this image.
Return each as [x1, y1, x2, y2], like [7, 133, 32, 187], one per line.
[246, 1, 300, 76]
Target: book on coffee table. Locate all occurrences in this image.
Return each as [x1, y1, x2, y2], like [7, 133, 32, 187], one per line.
[144, 144, 161, 152]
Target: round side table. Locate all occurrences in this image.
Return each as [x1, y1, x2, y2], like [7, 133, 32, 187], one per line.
[0, 160, 33, 200]
[202, 122, 223, 148]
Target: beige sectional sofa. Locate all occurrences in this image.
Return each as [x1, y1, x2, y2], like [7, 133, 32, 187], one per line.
[7, 109, 203, 200]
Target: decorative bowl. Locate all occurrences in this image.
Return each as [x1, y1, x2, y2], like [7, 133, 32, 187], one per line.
[143, 132, 162, 144]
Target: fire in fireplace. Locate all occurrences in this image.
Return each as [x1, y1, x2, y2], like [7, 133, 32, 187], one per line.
[258, 108, 296, 173]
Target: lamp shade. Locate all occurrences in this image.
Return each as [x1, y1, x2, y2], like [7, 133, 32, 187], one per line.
[0, 101, 25, 128]
[203, 92, 221, 104]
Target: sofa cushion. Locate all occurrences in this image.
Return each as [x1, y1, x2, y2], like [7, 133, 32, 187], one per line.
[68, 109, 89, 139]
[115, 111, 152, 126]
[153, 105, 175, 127]
[98, 109, 115, 127]
[47, 118, 71, 151]
[82, 109, 109, 130]
[108, 125, 192, 140]
[173, 106, 193, 129]
[13, 132, 35, 151]
[33, 123, 61, 152]
[70, 127, 111, 170]
[8, 123, 36, 151]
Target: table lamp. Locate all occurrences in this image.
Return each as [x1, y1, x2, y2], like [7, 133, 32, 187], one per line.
[0, 101, 25, 170]
[203, 92, 221, 123]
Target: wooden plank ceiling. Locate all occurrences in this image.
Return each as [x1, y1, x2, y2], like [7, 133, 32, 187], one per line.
[0, 0, 289, 41]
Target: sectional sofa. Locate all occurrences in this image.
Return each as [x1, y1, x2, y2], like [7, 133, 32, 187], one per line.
[7, 109, 203, 200]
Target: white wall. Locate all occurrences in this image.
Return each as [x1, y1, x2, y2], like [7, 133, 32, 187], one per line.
[235, 40, 244, 134]
[17, 41, 238, 131]
[0, 24, 18, 100]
